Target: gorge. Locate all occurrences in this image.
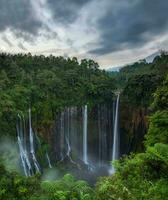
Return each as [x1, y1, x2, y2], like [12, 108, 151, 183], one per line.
[0, 53, 168, 200]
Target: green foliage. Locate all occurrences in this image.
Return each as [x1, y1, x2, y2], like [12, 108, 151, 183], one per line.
[95, 143, 168, 200]
[153, 74, 168, 110]
[95, 70, 168, 200]
[109, 54, 168, 108]
[145, 111, 168, 146]
[110, 53, 168, 90]
[1, 53, 168, 200]
[122, 74, 162, 107]
[0, 53, 115, 138]
[0, 163, 42, 200]
[0, 166, 93, 200]
[41, 174, 93, 200]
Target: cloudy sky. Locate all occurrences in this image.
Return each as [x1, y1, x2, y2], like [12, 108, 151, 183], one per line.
[0, 0, 168, 69]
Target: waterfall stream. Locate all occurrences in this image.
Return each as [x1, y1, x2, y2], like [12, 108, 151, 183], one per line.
[17, 136, 28, 176]
[17, 114, 32, 176]
[83, 105, 88, 165]
[110, 94, 120, 174]
[46, 152, 52, 168]
[29, 109, 40, 173]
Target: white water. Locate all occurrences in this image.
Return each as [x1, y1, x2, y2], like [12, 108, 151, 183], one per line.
[29, 108, 40, 173]
[110, 94, 120, 174]
[66, 136, 71, 157]
[21, 115, 32, 174]
[17, 114, 31, 176]
[57, 107, 78, 166]
[17, 136, 28, 176]
[46, 152, 52, 168]
[83, 105, 88, 164]
[66, 136, 77, 165]
[66, 108, 71, 157]
[98, 106, 101, 167]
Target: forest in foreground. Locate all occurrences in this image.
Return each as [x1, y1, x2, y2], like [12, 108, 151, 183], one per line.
[0, 52, 168, 200]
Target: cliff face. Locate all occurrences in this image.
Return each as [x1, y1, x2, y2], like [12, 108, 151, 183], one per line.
[13, 96, 152, 178]
[36, 99, 149, 163]
[36, 104, 114, 165]
[119, 103, 149, 155]
[117, 73, 162, 156]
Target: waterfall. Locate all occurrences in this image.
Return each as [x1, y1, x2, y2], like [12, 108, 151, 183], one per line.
[22, 115, 32, 175]
[70, 107, 79, 158]
[110, 94, 120, 174]
[66, 136, 71, 157]
[112, 94, 120, 161]
[57, 107, 78, 165]
[98, 105, 102, 166]
[59, 111, 65, 161]
[17, 114, 32, 176]
[83, 105, 88, 164]
[46, 152, 52, 168]
[66, 108, 71, 157]
[17, 136, 28, 176]
[29, 108, 40, 173]
[16, 103, 118, 174]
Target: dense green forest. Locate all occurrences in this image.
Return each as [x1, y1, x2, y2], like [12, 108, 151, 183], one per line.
[0, 53, 115, 138]
[0, 53, 168, 200]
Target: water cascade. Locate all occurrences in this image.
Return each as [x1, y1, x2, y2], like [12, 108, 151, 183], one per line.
[17, 103, 117, 175]
[17, 110, 40, 175]
[65, 108, 72, 159]
[83, 105, 88, 165]
[57, 107, 79, 165]
[17, 136, 28, 176]
[17, 114, 32, 176]
[29, 109, 40, 173]
[110, 94, 120, 173]
[46, 152, 52, 168]
[59, 111, 65, 162]
[98, 106, 101, 166]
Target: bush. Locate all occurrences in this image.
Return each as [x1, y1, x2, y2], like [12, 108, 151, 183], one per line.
[0, 164, 42, 200]
[41, 174, 93, 200]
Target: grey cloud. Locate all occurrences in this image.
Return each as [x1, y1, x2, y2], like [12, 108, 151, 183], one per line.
[1, 0, 168, 57]
[89, 0, 168, 55]
[2, 35, 13, 47]
[47, 0, 91, 24]
[0, 0, 42, 39]
[0, 0, 91, 41]
[39, 30, 59, 41]
[18, 42, 27, 51]
[66, 38, 74, 47]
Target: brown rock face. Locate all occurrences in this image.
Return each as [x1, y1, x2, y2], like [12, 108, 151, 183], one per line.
[120, 104, 149, 155]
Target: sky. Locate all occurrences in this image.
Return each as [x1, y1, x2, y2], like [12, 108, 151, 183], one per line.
[0, 0, 168, 69]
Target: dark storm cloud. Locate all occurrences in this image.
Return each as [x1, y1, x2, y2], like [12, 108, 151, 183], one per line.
[0, 0, 90, 40]
[0, 0, 42, 39]
[47, 0, 91, 23]
[1, 0, 168, 57]
[90, 0, 168, 55]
